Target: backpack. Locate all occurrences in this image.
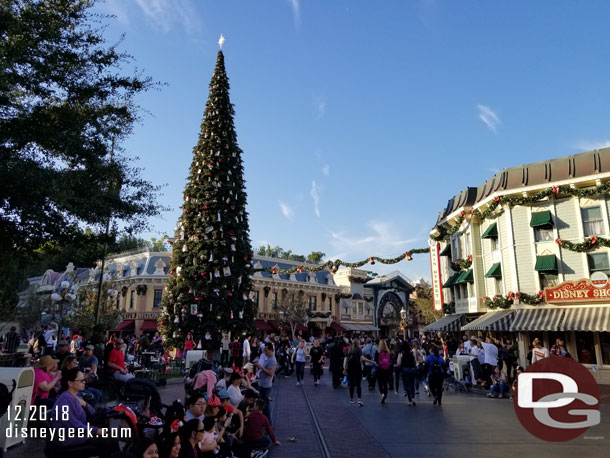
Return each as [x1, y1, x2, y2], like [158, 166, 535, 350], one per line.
[378, 352, 391, 370]
[430, 356, 443, 376]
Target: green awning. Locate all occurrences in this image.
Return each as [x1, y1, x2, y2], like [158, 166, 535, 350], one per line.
[484, 263, 502, 278]
[439, 244, 452, 256]
[442, 273, 460, 288]
[530, 211, 553, 228]
[481, 223, 498, 239]
[535, 255, 558, 272]
[456, 269, 474, 283]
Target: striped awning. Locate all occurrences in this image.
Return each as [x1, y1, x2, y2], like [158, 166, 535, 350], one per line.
[510, 308, 565, 332]
[561, 306, 610, 332]
[424, 314, 465, 332]
[461, 311, 514, 331]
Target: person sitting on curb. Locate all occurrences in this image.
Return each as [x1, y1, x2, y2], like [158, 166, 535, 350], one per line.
[243, 399, 280, 456]
[487, 367, 508, 398]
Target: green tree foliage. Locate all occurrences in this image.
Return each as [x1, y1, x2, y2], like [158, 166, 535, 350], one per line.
[412, 284, 441, 325]
[0, 0, 162, 306]
[17, 288, 49, 333]
[255, 245, 322, 263]
[160, 51, 254, 349]
[71, 277, 120, 342]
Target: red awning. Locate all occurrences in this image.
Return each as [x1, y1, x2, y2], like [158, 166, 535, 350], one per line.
[254, 320, 274, 331]
[330, 322, 345, 332]
[140, 320, 158, 332]
[294, 323, 307, 332]
[111, 320, 135, 332]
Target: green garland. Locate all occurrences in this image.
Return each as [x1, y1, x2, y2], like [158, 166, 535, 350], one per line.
[482, 290, 545, 309]
[442, 302, 455, 314]
[253, 248, 430, 274]
[449, 256, 472, 272]
[556, 236, 606, 253]
[434, 181, 610, 242]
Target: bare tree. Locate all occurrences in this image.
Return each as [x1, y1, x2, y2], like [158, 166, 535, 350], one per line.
[274, 289, 309, 341]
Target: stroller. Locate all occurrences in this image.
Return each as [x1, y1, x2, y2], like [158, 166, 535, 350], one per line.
[119, 378, 165, 440]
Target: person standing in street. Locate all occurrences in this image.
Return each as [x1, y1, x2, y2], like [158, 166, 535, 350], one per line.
[184, 332, 194, 361]
[362, 338, 377, 390]
[292, 340, 306, 385]
[375, 339, 392, 404]
[221, 333, 231, 366]
[242, 335, 251, 364]
[229, 335, 242, 367]
[531, 338, 549, 363]
[3, 326, 20, 353]
[329, 337, 345, 389]
[425, 344, 446, 406]
[309, 338, 324, 386]
[255, 342, 276, 422]
[344, 338, 376, 406]
[399, 341, 417, 406]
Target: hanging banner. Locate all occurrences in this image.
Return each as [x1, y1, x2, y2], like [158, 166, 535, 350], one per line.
[429, 242, 443, 311]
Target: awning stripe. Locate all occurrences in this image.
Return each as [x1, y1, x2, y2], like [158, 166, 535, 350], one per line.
[424, 314, 464, 332]
[510, 308, 565, 331]
[461, 311, 514, 331]
[561, 306, 610, 332]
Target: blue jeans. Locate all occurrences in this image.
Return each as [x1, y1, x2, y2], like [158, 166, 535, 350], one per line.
[401, 367, 416, 402]
[78, 387, 103, 406]
[490, 381, 507, 396]
[258, 386, 272, 423]
[295, 361, 305, 382]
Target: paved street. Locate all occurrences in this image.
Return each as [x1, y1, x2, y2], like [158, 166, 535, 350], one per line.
[268, 369, 610, 458]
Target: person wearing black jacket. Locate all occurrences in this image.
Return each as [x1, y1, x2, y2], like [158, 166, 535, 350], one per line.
[399, 341, 417, 406]
[328, 337, 345, 389]
[310, 338, 324, 386]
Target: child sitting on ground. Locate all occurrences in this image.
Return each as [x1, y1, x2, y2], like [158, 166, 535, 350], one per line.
[199, 416, 220, 456]
[243, 399, 281, 454]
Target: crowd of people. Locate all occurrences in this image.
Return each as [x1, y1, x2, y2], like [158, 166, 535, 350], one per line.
[1, 322, 577, 458]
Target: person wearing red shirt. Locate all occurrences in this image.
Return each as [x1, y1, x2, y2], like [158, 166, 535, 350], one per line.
[107, 338, 134, 382]
[244, 399, 280, 453]
[184, 332, 194, 360]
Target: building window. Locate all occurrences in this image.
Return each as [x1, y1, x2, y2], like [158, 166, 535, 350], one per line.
[534, 227, 554, 242]
[494, 278, 503, 295]
[272, 292, 278, 307]
[587, 252, 610, 275]
[601, 332, 610, 365]
[366, 305, 372, 316]
[309, 296, 317, 311]
[490, 237, 498, 251]
[129, 290, 135, 309]
[451, 235, 461, 262]
[575, 332, 597, 364]
[582, 206, 605, 236]
[539, 273, 558, 289]
[454, 285, 461, 300]
[358, 302, 364, 315]
[116, 296, 120, 310]
[251, 291, 259, 306]
[153, 289, 162, 308]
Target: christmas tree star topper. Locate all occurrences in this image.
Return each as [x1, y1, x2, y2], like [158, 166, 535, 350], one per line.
[218, 34, 225, 49]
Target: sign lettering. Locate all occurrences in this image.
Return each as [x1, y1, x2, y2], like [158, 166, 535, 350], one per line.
[545, 278, 610, 303]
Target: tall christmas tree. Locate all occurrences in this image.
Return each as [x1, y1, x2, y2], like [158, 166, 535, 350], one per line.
[160, 39, 255, 350]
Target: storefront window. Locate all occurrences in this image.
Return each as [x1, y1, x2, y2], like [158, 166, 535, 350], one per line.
[547, 331, 569, 354]
[540, 273, 558, 289]
[600, 332, 610, 365]
[575, 332, 597, 364]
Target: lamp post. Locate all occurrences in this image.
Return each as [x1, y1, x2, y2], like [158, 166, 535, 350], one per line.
[400, 306, 407, 340]
[51, 277, 77, 338]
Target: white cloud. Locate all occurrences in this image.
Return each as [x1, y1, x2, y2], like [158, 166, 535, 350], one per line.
[310, 181, 321, 217]
[278, 201, 295, 221]
[134, 0, 202, 38]
[488, 167, 500, 174]
[327, 221, 421, 258]
[314, 96, 326, 118]
[577, 140, 610, 151]
[288, 0, 301, 28]
[477, 104, 501, 133]
[321, 164, 330, 176]
[101, 0, 130, 24]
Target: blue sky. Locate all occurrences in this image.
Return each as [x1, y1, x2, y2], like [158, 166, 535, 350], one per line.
[96, 0, 610, 281]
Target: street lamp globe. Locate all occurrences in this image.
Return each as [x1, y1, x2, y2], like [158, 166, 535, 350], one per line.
[400, 306, 407, 321]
